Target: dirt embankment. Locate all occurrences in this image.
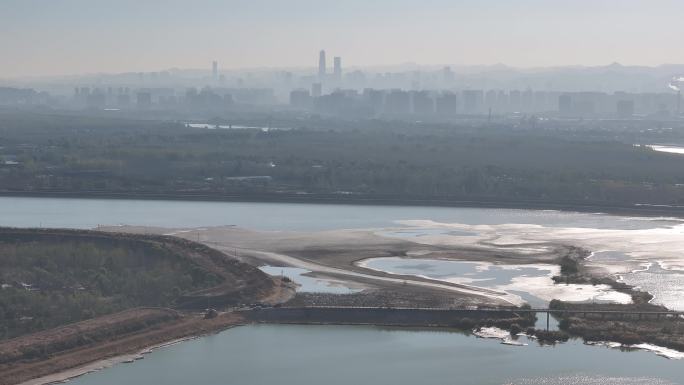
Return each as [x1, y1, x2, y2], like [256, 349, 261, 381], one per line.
[0, 310, 245, 385]
[0, 228, 293, 385]
[0, 308, 180, 368]
[0, 227, 279, 309]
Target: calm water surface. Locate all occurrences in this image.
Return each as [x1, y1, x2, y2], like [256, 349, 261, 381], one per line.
[66, 325, 683, 385]
[259, 266, 359, 294]
[0, 196, 676, 231]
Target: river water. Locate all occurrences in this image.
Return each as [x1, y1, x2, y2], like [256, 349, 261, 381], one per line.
[0, 196, 672, 231]
[64, 325, 683, 385]
[2, 196, 684, 383]
[259, 266, 362, 294]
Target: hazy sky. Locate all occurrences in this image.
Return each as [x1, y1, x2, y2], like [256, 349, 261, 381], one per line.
[2, 0, 683, 77]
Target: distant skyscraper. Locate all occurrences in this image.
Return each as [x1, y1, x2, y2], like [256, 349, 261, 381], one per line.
[436, 92, 458, 115]
[411, 91, 434, 114]
[333, 56, 342, 81]
[363, 88, 385, 114]
[212, 61, 218, 80]
[312, 82, 322, 98]
[485, 90, 497, 111]
[496, 90, 509, 112]
[521, 88, 534, 113]
[385, 89, 410, 114]
[462, 90, 484, 114]
[117, 93, 131, 107]
[136, 92, 152, 109]
[318, 50, 326, 80]
[509, 90, 522, 112]
[617, 100, 635, 119]
[558, 94, 573, 116]
[290, 89, 312, 109]
[442, 66, 455, 85]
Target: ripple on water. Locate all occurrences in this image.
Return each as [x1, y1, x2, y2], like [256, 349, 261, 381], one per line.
[508, 376, 678, 385]
[620, 263, 684, 311]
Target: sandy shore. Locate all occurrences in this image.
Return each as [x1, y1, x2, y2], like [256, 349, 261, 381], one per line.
[102, 225, 535, 306]
[101, 224, 634, 308]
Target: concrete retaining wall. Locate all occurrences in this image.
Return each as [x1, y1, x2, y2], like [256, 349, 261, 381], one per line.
[245, 307, 531, 327]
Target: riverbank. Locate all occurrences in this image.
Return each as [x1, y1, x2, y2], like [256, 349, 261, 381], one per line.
[5, 312, 245, 385]
[550, 300, 684, 356]
[110, 225, 527, 307]
[152, 224, 640, 307]
[542, 250, 684, 355]
[0, 228, 294, 385]
[8, 307, 537, 385]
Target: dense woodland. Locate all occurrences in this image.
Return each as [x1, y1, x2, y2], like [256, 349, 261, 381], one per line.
[2, 110, 684, 206]
[0, 233, 221, 339]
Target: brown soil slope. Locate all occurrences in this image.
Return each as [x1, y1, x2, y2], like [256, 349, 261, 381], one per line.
[0, 228, 284, 385]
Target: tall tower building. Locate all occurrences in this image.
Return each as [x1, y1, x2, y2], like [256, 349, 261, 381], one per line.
[442, 66, 454, 85]
[318, 50, 326, 81]
[212, 61, 218, 80]
[312, 82, 322, 98]
[333, 56, 342, 81]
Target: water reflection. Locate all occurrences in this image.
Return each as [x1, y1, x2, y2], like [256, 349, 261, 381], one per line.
[66, 325, 684, 385]
[1, 196, 677, 231]
[620, 263, 684, 311]
[260, 266, 360, 294]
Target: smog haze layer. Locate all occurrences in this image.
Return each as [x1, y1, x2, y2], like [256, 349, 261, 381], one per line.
[2, 0, 684, 77]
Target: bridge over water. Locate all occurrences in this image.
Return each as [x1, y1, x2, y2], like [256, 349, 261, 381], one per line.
[475, 307, 684, 329]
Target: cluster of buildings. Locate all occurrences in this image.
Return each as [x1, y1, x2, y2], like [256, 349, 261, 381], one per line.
[0, 87, 50, 106]
[286, 51, 682, 119]
[71, 86, 276, 110]
[290, 87, 682, 119]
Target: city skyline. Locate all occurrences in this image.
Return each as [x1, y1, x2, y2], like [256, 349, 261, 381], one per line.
[3, 49, 684, 81]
